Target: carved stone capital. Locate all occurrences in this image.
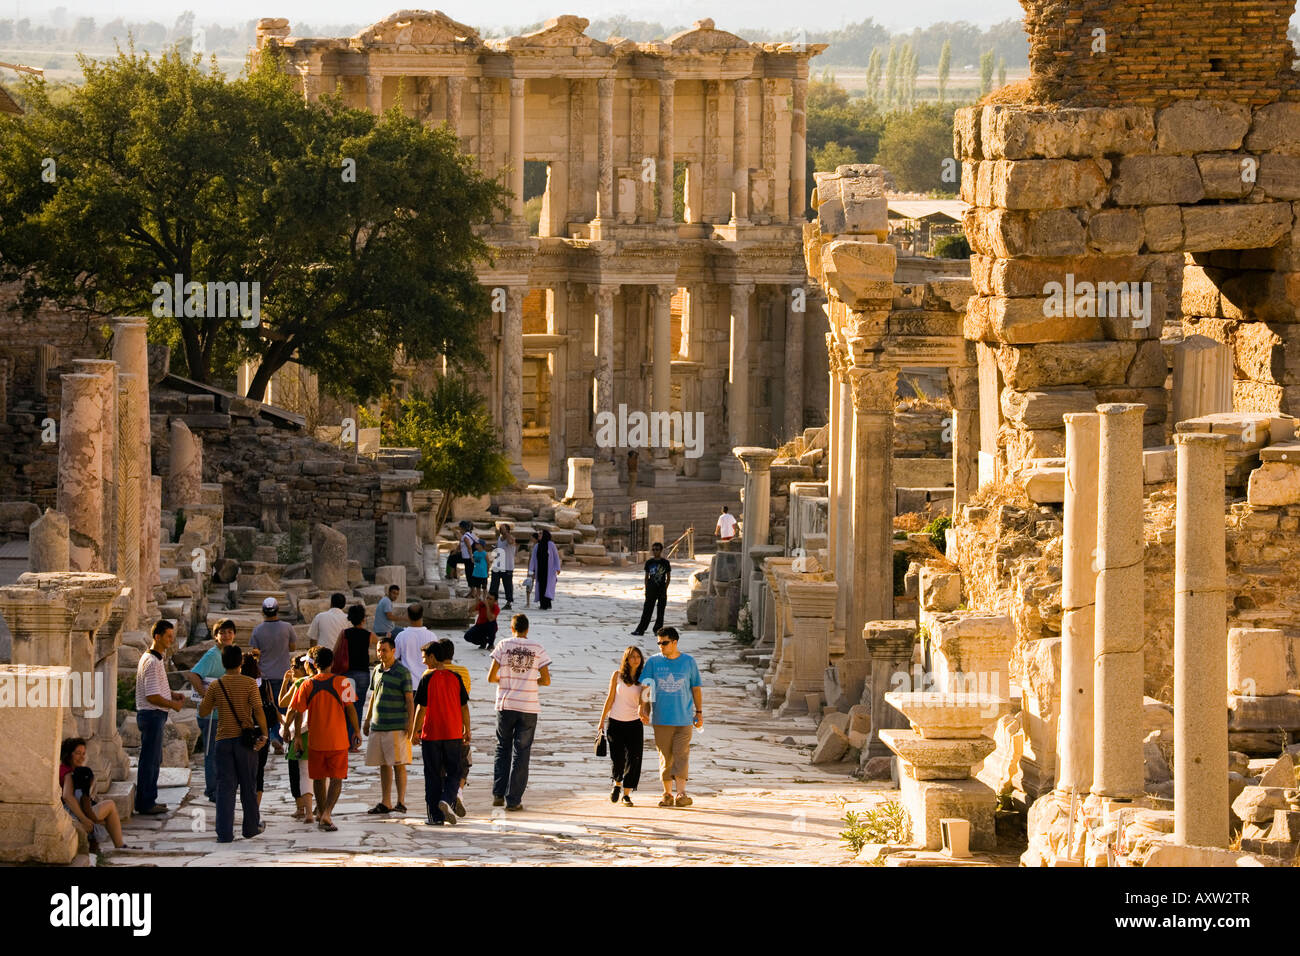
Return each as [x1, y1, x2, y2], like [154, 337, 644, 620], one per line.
[848, 365, 896, 414]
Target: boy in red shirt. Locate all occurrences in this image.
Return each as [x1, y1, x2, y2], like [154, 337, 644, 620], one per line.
[409, 641, 471, 825]
[284, 646, 360, 832]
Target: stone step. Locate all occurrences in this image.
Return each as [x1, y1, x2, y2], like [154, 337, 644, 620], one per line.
[572, 543, 607, 557]
[102, 780, 136, 821]
[575, 554, 614, 565]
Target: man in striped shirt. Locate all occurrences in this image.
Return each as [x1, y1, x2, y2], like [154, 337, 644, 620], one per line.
[363, 636, 414, 815]
[135, 620, 186, 815]
[487, 614, 551, 812]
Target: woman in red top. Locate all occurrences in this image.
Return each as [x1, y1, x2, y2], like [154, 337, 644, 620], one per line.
[462, 591, 500, 651]
[60, 737, 131, 851]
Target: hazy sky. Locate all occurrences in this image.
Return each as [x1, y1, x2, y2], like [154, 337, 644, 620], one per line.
[26, 0, 1028, 33]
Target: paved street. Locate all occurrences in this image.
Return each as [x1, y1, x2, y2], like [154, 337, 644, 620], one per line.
[105, 559, 892, 866]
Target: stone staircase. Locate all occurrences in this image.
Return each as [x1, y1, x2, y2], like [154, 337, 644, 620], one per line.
[592, 479, 742, 550]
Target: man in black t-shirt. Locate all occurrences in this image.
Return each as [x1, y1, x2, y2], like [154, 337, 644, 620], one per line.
[632, 543, 671, 636]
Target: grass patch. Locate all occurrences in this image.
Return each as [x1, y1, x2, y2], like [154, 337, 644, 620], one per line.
[841, 801, 912, 859]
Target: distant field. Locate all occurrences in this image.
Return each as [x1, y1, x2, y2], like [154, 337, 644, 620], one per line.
[815, 65, 1030, 102]
[3, 45, 251, 84]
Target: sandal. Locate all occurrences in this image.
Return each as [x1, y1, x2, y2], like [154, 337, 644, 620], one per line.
[658, 795, 675, 808]
[318, 820, 338, 832]
[367, 803, 392, 815]
[394, 803, 407, 813]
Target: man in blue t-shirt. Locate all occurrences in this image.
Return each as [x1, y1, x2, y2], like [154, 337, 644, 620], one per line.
[374, 584, 400, 638]
[638, 626, 703, 809]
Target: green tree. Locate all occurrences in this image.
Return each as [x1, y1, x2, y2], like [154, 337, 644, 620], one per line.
[812, 141, 859, 172]
[875, 104, 960, 195]
[997, 56, 1007, 89]
[884, 41, 899, 109]
[937, 39, 951, 103]
[906, 44, 919, 108]
[383, 375, 515, 528]
[865, 48, 882, 105]
[0, 46, 507, 402]
[979, 49, 995, 97]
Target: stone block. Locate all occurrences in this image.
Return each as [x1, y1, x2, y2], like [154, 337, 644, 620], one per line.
[1257, 752, 1294, 789]
[1246, 103, 1300, 154]
[1227, 694, 1300, 731]
[1022, 459, 1065, 503]
[996, 341, 1134, 390]
[1087, 208, 1144, 254]
[1142, 205, 1184, 251]
[880, 728, 996, 780]
[1143, 844, 1268, 867]
[899, 774, 996, 851]
[1259, 155, 1300, 201]
[1247, 461, 1300, 506]
[963, 208, 1087, 260]
[374, 565, 406, 594]
[820, 240, 896, 308]
[1155, 101, 1250, 154]
[811, 723, 851, 764]
[310, 524, 348, 591]
[967, 295, 1099, 346]
[1196, 153, 1257, 200]
[1182, 203, 1293, 252]
[980, 105, 1154, 160]
[1231, 785, 1292, 825]
[918, 566, 961, 611]
[990, 159, 1109, 209]
[1228, 627, 1289, 697]
[331, 520, 375, 571]
[1112, 156, 1205, 205]
[1143, 446, 1177, 483]
[885, 690, 1009, 739]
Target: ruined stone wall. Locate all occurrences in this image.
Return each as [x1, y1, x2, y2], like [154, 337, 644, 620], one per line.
[1021, 0, 1298, 107]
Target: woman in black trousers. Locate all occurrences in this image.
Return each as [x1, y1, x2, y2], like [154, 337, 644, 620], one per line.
[597, 646, 646, 806]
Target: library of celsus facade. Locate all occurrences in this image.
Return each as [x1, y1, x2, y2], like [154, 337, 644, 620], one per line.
[255, 11, 826, 486]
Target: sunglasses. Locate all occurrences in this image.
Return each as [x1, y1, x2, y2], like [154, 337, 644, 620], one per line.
[656, 640, 675, 646]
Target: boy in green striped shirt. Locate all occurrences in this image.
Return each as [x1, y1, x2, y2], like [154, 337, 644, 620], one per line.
[363, 636, 415, 814]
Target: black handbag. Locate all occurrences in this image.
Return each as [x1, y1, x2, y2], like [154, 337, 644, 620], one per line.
[218, 678, 261, 750]
[595, 729, 607, 757]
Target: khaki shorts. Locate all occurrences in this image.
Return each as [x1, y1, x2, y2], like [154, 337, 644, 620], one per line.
[652, 724, 693, 782]
[365, 730, 412, 767]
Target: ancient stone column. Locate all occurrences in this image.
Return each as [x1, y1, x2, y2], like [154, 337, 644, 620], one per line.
[1173, 431, 1228, 848]
[566, 457, 594, 499]
[168, 418, 203, 510]
[1172, 335, 1231, 425]
[728, 283, 754, 450]
[446, 75, 464, 136]
[592, 285, 617, 461]
[58, 373, 105, 572]
[832, 349, 855, 642]
[950, 364, 979, 506]
[1092, 403, 1146, 801]
[596, 76, 614, 223]
[825, 344, 839, 581]
[111, 318, 151, 626]
[145, 476, 162, 603]
[502, 286, 526, 478]
[366, 74, 384, 114]
[71, 359, 117, 573]
[115, 374, 141, 631]
[0, 664, 80, 863]
[789, 75, 808, 222]
[479, 77, 496, 182]
[863, 620, 917, 758]
[311, 523, 349, 591]
[734, 447, 778, 585]
[1058, 412, 1099, 796]
[848, 364, 897, 641]
[657, 76, 675, 225]
[780, 579, 837, 715]
[508, 77, 525, 225]
[652, 284, 674, 462]
[783, 287, 804, 439]
[29, 509, 70, 573]
[731, 78, 751, 224]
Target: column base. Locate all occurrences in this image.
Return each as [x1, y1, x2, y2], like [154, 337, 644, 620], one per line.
[719, 457, 744, 486]
[589, 458, 621, 491]
[0, 803, 80, 864]
[508, 462, 531, 485]
[640, 460, 677, 488]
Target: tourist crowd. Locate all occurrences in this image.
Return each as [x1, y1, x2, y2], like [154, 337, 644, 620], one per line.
[80, 531, 704, 844]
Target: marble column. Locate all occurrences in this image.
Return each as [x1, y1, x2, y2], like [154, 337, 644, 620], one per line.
[950, 364, 979, 506]
[58, 373, 104, 572]
[144, 475, 162, 613]
[596, 76, 614, 222]
[115, 374, 141, 632]
[71, 359, 117, 574]
[479, 78, 496, 182]
[502, 286, 526, 479]
[848, 364, 897, 641]
[657, 77, 675, 225]
[168, 418, 203, 510]
[789, 75, 808, 222]
[1092, 403, 1146, 800]
[735, 447, 778, 585]
[508, 77, 525, 225]
[864, 620, 917, 758]
[1173, 431, 1228, 848]
[780, 579, 837, 714]
[783, 287, 804, 439]
[29, 509, 70, 573]
[727, 283, 754, 450]
[111, 318, 151, 629]
[592, 285, 617, 462]
[446, 75, 464, 136]
[731, 79, 751, 224]
[366, 74, 383, 114]
[1058, 412, 1099, 795]
[652, 284, 674, 463]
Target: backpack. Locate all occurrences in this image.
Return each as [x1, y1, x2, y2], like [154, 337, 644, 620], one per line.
[304, 674, 352, 708]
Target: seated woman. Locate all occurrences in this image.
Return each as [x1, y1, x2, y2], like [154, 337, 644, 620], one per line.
[59, 737, 132, 851]
[462, 590, 500, 650]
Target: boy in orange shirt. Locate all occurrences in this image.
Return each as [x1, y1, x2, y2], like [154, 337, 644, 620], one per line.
[283, 646, 360, 832]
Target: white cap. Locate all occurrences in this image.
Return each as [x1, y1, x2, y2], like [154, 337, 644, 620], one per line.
[262, 597, 279, 612]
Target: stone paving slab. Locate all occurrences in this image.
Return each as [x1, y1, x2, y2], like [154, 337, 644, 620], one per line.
[104, 561, 897, 866]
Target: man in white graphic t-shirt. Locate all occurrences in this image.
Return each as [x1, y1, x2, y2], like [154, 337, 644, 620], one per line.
[715, 505, 737, 543]
[487, 613, 551, 812]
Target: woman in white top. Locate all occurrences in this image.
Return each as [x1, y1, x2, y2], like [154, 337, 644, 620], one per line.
[597, 646, 647, 806]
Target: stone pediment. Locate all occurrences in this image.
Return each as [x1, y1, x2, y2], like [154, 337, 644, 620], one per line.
[499, 15, 612, 54]
[665, 18, 755, 53]
[352, 10, 482, 49]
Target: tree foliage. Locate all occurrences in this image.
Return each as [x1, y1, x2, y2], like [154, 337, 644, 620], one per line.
[0, 46, 507, 402]
[937, 40, 951, 103]
[873, 104, 961, 194]
[381, 375, 514, 527]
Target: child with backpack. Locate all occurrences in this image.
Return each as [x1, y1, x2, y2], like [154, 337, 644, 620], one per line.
[283, 646, 361, 832]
